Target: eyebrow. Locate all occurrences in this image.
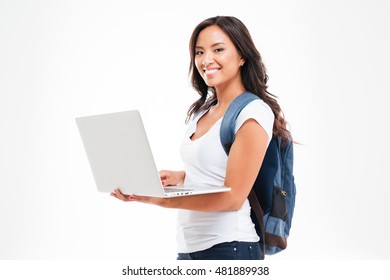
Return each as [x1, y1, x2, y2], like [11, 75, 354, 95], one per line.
[195, 42, 226, 49]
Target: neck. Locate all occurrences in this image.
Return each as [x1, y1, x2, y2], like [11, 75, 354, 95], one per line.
[214, 83, 246, 112]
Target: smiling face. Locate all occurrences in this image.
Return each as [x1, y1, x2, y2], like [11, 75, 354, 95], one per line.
[194, 25, 245, 92]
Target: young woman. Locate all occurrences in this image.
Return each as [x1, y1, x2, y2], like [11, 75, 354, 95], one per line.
[111, 16, 289, 260]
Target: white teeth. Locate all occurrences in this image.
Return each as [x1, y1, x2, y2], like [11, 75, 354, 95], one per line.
[204, 68, 219, 75]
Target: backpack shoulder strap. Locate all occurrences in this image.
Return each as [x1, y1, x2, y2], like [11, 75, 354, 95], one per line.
[220, 92, 260, 154]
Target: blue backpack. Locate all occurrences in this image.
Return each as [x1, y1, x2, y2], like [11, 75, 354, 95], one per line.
[220, 92, 296, 259]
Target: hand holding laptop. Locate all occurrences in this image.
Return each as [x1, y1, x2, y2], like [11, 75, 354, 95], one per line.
[111, 169, 185, 202]
[159, 170, 185, 187]
[111, 188, 166, 206]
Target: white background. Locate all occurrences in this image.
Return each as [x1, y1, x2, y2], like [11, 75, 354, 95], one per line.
[1, 0, 389, 261]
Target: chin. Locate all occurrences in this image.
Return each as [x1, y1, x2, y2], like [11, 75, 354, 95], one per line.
[204, 79, 219, 88]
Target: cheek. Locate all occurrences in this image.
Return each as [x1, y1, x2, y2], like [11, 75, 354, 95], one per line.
[223, 57, 241, 73]
[224, 54, 240, 67]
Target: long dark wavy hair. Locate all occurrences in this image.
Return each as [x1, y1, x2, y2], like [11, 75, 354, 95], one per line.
[187, 16, 290, 142]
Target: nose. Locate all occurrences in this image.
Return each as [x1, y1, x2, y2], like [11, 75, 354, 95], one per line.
[202, 51, 214, 67]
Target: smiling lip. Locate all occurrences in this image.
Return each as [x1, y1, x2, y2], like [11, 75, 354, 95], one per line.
[203, 68, 220, 77]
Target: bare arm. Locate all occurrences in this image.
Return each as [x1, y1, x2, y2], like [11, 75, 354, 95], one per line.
[112, 119, 268, 212]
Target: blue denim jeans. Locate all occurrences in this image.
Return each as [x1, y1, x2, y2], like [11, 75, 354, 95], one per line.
[177, 241, 262, 260]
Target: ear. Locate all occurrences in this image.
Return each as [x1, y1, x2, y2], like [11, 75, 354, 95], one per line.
[240, 57, 245, 66]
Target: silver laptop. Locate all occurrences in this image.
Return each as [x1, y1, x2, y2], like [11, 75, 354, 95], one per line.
[75, 110, 231, 197]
